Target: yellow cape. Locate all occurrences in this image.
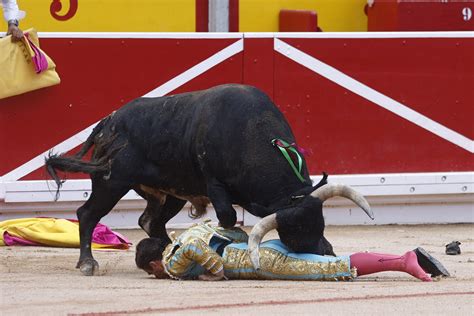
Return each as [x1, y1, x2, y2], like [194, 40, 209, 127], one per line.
[0, 217, 128, 249]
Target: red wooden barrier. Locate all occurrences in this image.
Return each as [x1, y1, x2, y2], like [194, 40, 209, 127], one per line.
[0, 33, 472, 185]
[271, 34, 473, 174]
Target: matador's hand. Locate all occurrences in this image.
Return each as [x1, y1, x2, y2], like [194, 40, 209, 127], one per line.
[7, 24, 24, 42]
[198, 270, 225, 281]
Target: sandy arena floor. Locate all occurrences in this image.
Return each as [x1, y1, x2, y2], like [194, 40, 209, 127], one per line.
[1, 224, 473, 315]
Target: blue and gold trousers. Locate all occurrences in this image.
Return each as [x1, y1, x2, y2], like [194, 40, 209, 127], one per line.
[223, 239, 355, 281]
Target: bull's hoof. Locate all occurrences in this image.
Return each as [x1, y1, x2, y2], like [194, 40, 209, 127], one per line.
[78, 259, 99, 276]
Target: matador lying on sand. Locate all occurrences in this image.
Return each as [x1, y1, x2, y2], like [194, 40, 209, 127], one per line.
[135, 221, 449, 281]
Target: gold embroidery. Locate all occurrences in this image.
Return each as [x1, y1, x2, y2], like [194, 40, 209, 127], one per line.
[223, 246, 353, 281]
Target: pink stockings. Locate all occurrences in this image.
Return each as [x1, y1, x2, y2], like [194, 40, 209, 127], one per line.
[349, 251, 432, 282]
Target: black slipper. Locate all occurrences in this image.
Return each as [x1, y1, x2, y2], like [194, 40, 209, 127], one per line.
[414, 247, 450, 277]
[445, 241, 461, 255]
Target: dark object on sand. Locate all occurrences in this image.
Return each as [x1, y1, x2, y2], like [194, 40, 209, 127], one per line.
[414, 247, 450, 277]
[445, 241, 461, 255]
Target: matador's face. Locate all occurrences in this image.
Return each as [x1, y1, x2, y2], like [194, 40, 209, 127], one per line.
[145, 260, 169, 279]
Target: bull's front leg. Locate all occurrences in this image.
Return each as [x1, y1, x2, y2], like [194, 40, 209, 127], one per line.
[137, 193, 186, 241]
[206, 178, 237, 228]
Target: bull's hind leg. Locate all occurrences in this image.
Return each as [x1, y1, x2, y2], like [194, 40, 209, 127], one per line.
[136, 190, 186, 242]
[206, 178, 237, 228]
[76, 180, 130, 276]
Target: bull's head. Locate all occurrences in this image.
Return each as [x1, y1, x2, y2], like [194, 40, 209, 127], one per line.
[247, 184, 374, 270]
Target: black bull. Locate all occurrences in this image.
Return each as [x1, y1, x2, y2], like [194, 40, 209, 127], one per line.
[45, 84, 372, 275]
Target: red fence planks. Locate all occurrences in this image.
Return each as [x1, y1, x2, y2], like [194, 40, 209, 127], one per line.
[1, 33, 472, 184]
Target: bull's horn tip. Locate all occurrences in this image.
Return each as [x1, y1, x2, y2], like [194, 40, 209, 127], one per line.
[366, 209, 375, 220]
[249, 251, 260, 270]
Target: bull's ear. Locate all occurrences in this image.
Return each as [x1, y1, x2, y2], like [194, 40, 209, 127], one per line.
[313, 172, 328, 190]
[291, 172, 329, 200]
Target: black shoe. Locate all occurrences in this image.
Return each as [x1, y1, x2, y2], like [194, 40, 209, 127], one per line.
[445, 241, 461, 255]
[414, 247, 450, 277]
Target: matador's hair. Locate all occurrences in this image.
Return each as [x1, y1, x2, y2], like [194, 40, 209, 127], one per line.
[135, 237, 170, 270]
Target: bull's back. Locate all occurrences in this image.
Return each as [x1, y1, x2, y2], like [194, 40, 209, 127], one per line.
[107, 84, 308, 202]
[195, 84, 293, 139]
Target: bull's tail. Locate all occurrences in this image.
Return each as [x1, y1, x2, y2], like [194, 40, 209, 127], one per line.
[46, 153, 109, 179]
[45, 115, 113, 200]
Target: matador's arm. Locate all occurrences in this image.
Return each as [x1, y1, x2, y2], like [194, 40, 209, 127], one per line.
[164, 238, 225, 280]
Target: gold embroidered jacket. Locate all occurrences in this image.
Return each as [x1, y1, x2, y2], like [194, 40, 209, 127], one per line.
[161, 221, 248, 280]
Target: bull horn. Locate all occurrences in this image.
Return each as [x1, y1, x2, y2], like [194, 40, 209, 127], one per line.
[247, 213, 277, 270]
[311, 183, 374, 220]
